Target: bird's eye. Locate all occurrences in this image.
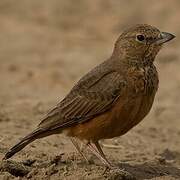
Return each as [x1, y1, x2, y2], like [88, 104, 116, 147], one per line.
[136, 34, 145, 42]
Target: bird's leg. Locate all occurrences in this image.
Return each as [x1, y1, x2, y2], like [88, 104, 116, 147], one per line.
[93, 141, 107, 159]
[93, 141, 114, 168]
[87, 141, 112, 168]
[70, 137, 89, 163]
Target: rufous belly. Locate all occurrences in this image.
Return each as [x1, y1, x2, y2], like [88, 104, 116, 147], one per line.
[66, 92, 156, 141]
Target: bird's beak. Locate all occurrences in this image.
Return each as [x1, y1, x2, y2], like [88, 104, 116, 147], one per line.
[155, 32, 175, 45]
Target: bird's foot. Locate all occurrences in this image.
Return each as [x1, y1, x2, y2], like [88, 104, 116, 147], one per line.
[103, 165, 135, 180]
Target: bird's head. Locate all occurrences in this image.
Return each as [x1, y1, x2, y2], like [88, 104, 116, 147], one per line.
[113, 24, 175, 65]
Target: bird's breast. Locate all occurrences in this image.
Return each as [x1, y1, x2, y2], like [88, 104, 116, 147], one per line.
[127, 65, 159, 96]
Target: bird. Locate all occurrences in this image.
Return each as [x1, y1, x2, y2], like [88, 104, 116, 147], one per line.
[3, 24, 175, 168]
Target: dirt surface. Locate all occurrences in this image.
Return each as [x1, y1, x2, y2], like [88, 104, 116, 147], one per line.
[0, 0, 180, 179]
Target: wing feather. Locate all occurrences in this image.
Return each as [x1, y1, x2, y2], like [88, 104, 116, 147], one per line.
[38, 68, 126, 130]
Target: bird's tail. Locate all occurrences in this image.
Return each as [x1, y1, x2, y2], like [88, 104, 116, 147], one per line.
[3, 128, 47, 160]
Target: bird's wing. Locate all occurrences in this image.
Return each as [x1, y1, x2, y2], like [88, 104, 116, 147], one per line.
[38, 68, 126, 131]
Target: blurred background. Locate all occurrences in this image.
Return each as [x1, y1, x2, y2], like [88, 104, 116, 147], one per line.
[0, 0, 180, 179]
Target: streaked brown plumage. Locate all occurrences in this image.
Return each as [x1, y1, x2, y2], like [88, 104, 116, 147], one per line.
[3, 24, 175, 167]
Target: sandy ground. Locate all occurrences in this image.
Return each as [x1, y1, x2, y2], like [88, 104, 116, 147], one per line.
[0, 0, 180, 179]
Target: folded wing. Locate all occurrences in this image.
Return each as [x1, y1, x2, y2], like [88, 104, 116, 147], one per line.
[38, 68, 126, 131]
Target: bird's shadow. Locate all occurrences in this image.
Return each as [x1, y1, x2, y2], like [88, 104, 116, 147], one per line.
[116, 161, 180, 179]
